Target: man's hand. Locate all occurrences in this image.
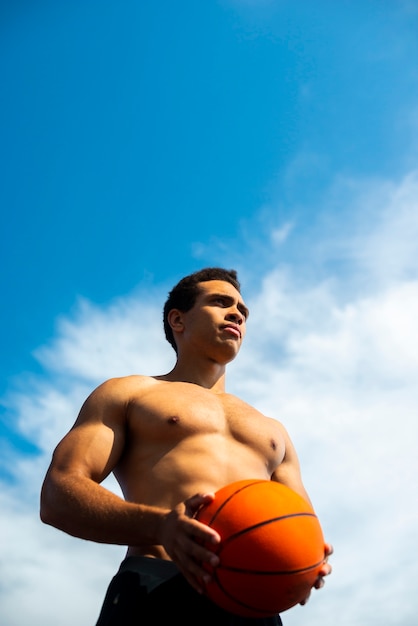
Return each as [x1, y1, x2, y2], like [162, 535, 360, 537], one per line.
[159, 493, 221, 594]
[299, 542, 333, 605]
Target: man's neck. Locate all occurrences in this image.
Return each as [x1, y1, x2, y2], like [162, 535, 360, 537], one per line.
[160, 359, 227, 392]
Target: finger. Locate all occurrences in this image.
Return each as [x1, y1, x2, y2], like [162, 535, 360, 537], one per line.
[314, 575, 326, 589]
[186, 521, 221, 563]
[299, 590, 311, 605]
[177, 552, 212, 593]
[184, 492, 215, 517]
[319, 562, 332, 577]
[173, 536, 220, 594]
[169, 520, 220, 566]
[313, 565, 332, 590]
[324, 542, 334, 557]
[186, 515, 221, 548]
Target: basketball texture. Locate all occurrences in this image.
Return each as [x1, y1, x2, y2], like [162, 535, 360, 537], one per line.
[196, 479, 325, 618]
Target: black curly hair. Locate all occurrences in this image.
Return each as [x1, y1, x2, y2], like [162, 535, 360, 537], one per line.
[163, 267, 241, 352]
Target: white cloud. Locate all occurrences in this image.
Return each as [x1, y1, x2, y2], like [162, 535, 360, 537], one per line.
[1, 170, 418, 625]
[34, 293, 174, 384]
[232, 172, 418, 626]
[336, 171, 418, 286]
[271, 222, 294, 245]
[0, 292, 175, 625]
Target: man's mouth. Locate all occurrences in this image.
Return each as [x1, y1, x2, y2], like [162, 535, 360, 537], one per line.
[222, 324, 241, 339]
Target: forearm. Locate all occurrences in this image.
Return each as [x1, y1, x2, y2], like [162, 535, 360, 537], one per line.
[40, 471, 169, 546]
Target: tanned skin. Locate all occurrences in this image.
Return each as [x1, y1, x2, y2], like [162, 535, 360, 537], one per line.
[40, 280, 332, 597]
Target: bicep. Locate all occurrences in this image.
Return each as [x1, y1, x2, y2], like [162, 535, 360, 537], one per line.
[271, 425, 312, 506]
[49, 422, 122, 484]
[47, 381, 127, 484]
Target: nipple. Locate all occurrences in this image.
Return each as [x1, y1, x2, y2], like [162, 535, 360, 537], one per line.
[168, 416, 179, 425]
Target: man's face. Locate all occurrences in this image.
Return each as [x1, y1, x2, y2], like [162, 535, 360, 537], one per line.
[179, 280, 249, 363]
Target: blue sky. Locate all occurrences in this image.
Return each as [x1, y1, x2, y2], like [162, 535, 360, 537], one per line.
[1, 2, 418, 625]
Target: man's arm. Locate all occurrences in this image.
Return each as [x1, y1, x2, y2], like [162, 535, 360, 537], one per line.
[271, 423, 333, 599]
[270, 422, 311, 503]
[40, 378, 163, 544]
[40, 377, 220, 592]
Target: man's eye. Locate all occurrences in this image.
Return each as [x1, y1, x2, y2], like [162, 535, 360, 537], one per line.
[212, 297, 229, 307]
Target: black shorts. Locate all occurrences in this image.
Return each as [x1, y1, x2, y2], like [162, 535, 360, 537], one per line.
[95, 556, 283, 626]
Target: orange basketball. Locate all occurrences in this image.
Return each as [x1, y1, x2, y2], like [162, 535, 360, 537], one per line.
[196, 479, 325, 618]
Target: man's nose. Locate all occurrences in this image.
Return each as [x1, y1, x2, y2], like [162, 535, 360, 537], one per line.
[226, 308, 244, 324]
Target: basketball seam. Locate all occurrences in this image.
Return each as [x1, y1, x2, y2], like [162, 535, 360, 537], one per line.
[216, 556, 325, 576]
[203, 482, 323, 617]
[220, 512, 318, 547]
[206, 480, 264, 526]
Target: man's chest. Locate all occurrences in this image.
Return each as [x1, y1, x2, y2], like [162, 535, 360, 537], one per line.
[127, 382, 284, 462]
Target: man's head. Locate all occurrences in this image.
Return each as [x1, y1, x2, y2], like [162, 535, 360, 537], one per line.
[163, 267, 241, 353]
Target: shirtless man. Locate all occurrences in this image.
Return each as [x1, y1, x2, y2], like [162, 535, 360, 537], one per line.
[40, 267, 332, 625]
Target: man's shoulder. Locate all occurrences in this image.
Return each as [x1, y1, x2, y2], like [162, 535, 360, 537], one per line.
[89, 375, 160, 403]
[99, 374, 158, 391]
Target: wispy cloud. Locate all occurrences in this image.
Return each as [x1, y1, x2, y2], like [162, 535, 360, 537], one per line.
[232, 171, 418, 625]
[1, 170, 418, 625]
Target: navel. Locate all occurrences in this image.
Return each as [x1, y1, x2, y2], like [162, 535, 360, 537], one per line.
[270, 439, 277, 451]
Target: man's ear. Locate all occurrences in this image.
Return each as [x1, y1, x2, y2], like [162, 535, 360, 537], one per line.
[167, 309, 185, 334]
